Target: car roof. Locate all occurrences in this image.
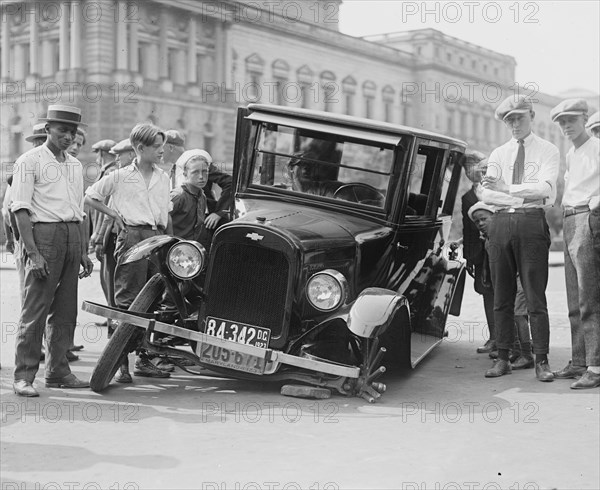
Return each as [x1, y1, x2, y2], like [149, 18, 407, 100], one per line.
[247, 103, 467, 148]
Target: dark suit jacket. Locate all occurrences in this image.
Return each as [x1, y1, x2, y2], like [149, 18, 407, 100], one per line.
[203, 163, 233, 220]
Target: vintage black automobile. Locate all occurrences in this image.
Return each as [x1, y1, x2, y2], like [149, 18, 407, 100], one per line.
[83, 104, 468, 402]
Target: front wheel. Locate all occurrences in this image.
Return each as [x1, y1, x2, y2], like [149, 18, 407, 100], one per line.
[90, 274, 165, 392]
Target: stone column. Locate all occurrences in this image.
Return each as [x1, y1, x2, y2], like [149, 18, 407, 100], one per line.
[1, 12, 10, 79]
[187, 17, 197, 84]
[116, 0, 128, 71]
[29, 11, 39, 75]
[214, 22, 225, 85]
[14, 44, 26, 80]
[129, 3, 139, 72]
[41, 39, 54, 77]
[70, 0, 82, 69]
[159, 8, 168, 79]
[59, 2, 70, 70]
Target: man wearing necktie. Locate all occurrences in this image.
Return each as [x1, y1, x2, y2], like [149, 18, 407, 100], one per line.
[480, 95, 560, 381]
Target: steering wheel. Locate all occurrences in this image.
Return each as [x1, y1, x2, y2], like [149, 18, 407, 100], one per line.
[333, 183, 385, 206]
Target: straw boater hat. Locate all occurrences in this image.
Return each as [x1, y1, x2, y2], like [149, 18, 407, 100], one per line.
[25, 123, 47, 143]
[39, 104, 87, 127]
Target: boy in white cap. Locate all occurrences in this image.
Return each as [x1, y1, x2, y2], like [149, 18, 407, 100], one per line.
[481, 95, 560, 381]
[11, 105, 94, 396]
[550, 98, 600, 389]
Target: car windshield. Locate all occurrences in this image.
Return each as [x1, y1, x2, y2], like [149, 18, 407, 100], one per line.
[251, 123, 396, 208]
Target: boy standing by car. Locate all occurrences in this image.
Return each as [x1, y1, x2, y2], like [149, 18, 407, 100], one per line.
[85, 123, 172, 381]
[481, 95, 559, 382]
[170, 150, 211, 246]
[550, 99, 600, 389]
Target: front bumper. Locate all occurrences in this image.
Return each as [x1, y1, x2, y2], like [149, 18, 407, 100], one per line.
[82, 301, 360, 379]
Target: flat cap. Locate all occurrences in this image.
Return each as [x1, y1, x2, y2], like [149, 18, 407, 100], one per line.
[495, 95, 534, 121]
[110, 138, 133, 154]
[25, 122, 47, 143]
[165, 129, 185, 146]
[462, 149, 487, 167]
[550, 98, 588, 122]
[92, 139, 117, 152]
[585, 110, 600, 130]
[468, 202, 496, 221]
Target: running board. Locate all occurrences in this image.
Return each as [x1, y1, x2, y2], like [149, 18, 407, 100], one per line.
[410, 333, 443, 368]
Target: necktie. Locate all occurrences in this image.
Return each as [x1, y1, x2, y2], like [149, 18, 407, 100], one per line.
[512, 139, 525, 184]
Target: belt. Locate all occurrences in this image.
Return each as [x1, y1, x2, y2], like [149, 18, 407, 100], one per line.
[563, 205, 589, 217]
[125, 224, 165, 232]
[34, 221, 81, 225]
[496, 208, 544, 215]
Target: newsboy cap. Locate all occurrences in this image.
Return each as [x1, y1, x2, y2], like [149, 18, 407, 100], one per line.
[468, 202, 496, 222]
[40, 104, 87, 127]
[91, 139, 116, 153]
[550, 98, 588, 122]
[495, 95, 534, 121]
[25, 122, 47, 143]
[165, 129, 185, 147]
[585, 111, 600, 130]
[110, 138, 133, 154]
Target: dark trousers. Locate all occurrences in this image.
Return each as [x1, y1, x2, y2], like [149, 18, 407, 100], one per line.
[14, 223, 81, 382]
[114, 227, 162, 309]
[101, 232, 117, 307]
[486, 211, 551, 354]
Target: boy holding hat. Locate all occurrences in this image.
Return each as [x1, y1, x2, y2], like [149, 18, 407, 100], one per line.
[550, 98, 600, 389]
[481, 94, 560, 381]
[10, 105, 94, 396]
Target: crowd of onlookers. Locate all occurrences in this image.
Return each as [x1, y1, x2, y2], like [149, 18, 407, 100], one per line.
[3, 105, 232, 396]
[2, 96, 599, 397]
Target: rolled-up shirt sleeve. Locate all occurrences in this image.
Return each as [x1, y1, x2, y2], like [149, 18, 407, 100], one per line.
[86, 172, 116, 202]
[509, 145, 559, 200]
[10, 156, 36, 214]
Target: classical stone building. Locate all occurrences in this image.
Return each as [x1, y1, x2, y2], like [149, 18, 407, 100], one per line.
[0, 0, 596, 241]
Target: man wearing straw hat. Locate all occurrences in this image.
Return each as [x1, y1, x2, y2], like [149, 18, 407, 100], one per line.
[10, 105, 94, 396]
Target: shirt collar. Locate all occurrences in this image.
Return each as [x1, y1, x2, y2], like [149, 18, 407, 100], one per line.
[512, 132, 535, 146]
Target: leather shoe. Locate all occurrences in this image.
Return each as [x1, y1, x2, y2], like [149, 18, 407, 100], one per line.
[69, 344, 84, 352]
[511, 356, 534, 370]
[476, 339, 496, 354]
[570, 371, 600, 389]
[66, 350, 79, 362]
[115, 369, 133, 384]
[485, 359, 512, 377]
[554, 361, 587, 379]
[535, 361, 555, 382]
[13, 380, 39, 397]
[45, 373, 90, 388]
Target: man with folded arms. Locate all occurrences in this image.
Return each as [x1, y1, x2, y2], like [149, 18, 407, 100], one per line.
[551, 99, 600, 389]
[481, 95, 559, 381]
[11, 105, 94, 397]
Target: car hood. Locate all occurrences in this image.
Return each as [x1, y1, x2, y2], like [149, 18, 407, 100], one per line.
[232, 199, 392, 250]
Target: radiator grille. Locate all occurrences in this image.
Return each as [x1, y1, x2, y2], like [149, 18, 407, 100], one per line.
[205, 242, 289, 337]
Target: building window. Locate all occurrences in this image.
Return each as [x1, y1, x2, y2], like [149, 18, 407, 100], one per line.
[447, 111, 454, 135]
[434, 47, 440, 58]
[472, 59, 477, 69]
[494, 67, 499, 76]
[459, 56, 464, 65]
[342, 76, 357, 116]
[417, 46, 422, 55]
[382, 85, 395, 123]
[447, 53, 452, 62]
[460, 112, 467, 136]
[320, 70, 337, 112]
[362, 80, 377, 119]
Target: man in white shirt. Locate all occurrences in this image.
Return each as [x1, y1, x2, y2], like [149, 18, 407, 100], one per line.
[550, 99, 600, 389]
[11, 105, 94, 396]
[481, 95, 560, 381]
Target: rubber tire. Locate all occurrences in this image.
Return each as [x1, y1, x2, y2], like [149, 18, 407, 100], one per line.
[90, 274, 165, 392]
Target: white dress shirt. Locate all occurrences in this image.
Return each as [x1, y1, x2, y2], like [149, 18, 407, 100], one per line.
[482, 132, 560, 209]
[11, 145, 85, 222]
[85, 160, 172, 229]
[562, 136, 600, 209]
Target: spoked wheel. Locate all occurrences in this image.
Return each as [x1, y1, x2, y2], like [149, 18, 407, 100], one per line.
[90, 274, 165, 392]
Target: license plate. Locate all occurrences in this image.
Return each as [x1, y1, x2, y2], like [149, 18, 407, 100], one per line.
[205, 317, 271, 348]
[198, 343, 266, 375]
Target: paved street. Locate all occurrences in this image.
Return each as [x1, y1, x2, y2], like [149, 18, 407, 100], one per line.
[1, 251, 598, 490]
